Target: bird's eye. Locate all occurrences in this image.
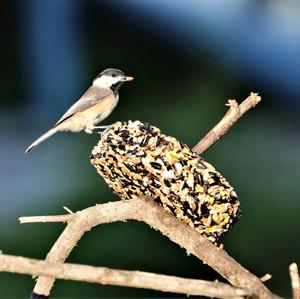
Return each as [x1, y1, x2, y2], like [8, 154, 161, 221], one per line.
[112, 73, 116, 77]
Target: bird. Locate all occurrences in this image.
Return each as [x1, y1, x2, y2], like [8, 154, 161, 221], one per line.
[25, 68, 133, 153]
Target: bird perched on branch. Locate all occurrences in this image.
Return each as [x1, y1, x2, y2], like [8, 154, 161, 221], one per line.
[25, 68, 133, 153]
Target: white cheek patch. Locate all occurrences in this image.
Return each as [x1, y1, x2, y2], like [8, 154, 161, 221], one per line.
[93, 75, 121, 88]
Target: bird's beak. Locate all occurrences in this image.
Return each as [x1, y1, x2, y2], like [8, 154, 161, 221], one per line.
[122, 76, 134, 81]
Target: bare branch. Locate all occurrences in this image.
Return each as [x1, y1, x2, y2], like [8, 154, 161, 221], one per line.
[29, 200, 141, 295]
[192, 92, 261, 154]
[290, 263, 300, 299]
[20, 197, 280, 298]
[0, 254, 251, 298]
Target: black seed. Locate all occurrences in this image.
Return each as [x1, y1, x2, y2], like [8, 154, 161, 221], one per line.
[182, 201, 190, 216]
[142, 169, 149, 176]
[139, 122, 153, 133]
[166, 203, 176, 214]
[128, 137, 136, 146]
[132, 180, 141, 187]
[229, 193, 238, 202]
[151, 173, 159, 180]
[192, 152, 200, 158]
[150, 162, 162, 170]
[141, 135, 151, 147]
[108, 163, 114, 170]
[154, 197, 163, 205]
[119, 130, 130, 139]
[118, 144, 126, 151]
[124, 163, 135, 172]
[127, 190, 133, 196]
[127, 148, 138, 155]
[156, 137, 168, 147]
[134, 167, 145, 174]
[156, 138, 161, 147]
[177, 174, 184, 180]
[234, 205, 242, 221]
[194, 172, 203, 185]
[147, 185, 156, 195]
[192, 210, 201, 221]
[182, 181, 189, 190]
[152, 180, 161, 188]
[91, 153, 102, 159]
[197, 161, 206, 169]
[209, 172, 222, 185]
[179, 140, 188, 149]
[166, 165, 172, 171]
[200, 205, 209, 217]
[164, 179, 171, 188]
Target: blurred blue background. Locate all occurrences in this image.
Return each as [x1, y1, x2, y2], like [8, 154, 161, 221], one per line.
[1, 0, 300, 297]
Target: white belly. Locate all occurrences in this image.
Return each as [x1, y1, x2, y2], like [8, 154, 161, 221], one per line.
[57, 94, 118, 133]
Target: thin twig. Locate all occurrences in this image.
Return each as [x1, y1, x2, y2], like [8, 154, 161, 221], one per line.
[20, 197, 280, 298]
[260, 273, 272, 282]
[0, 254, 251, 298]
[192, 92, 261, 154]
[19, 214, 73, 223]
[289, 263, 300, 299]
[63, 206, 74, 214]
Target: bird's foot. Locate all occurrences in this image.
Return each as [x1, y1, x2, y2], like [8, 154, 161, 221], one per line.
[93, 125, 113, 129]
[84, 128, 94, 134]
[93, 124, 113, 136]
[95, 130, 106, 137]
[88, 125, 114, 136]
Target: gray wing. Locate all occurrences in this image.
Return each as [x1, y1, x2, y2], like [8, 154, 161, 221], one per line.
[55, 86, 112, 126]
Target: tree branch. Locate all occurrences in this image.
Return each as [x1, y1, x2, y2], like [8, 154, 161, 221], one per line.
[0, 253, 251, 298]
[19, 196, 279, 298]
[192, 92, 261, 154]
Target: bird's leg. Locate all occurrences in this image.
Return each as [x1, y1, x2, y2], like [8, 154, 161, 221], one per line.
[95, 129, 108, 136]
[91, 127, 106, 136]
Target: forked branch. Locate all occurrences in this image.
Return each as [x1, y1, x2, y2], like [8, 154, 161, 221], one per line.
[19, 196, 279, 298]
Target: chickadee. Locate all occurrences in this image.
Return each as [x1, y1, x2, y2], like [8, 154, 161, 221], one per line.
[25, 68, 133, 153]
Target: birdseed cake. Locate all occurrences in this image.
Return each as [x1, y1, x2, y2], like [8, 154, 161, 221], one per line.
[90, 120, 240, 243]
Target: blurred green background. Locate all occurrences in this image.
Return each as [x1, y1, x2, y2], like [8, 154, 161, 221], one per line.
[1, 0, 300, 298]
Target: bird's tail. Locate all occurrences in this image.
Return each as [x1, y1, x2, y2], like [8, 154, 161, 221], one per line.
[25, 127, 58, 153]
